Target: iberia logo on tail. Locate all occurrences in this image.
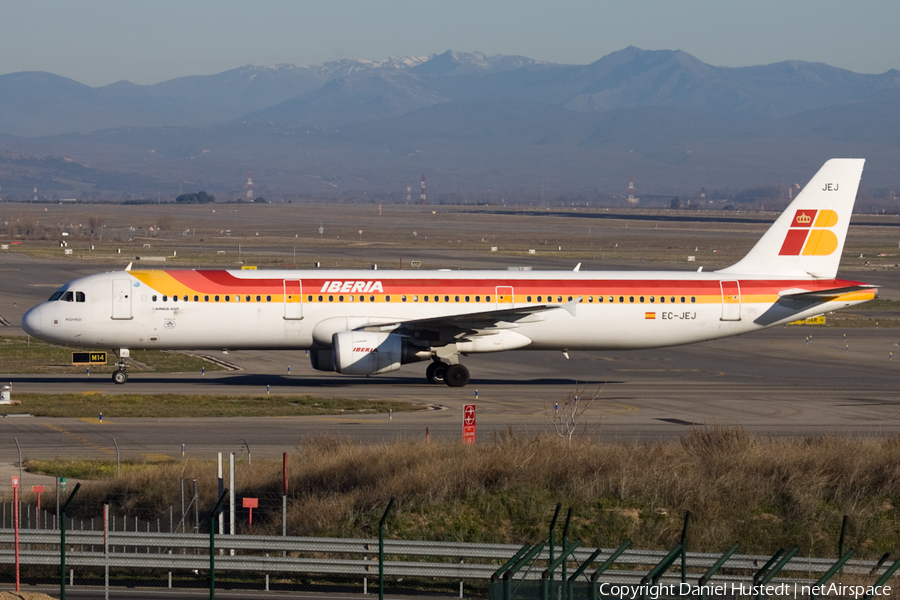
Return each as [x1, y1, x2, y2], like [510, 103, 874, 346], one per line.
[779, 209, 839, 256]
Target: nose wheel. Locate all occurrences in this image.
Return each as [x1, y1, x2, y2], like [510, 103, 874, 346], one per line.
[111, 349, 130, 384]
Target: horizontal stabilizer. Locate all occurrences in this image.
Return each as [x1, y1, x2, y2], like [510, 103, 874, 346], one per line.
[779, 285, 879, 302]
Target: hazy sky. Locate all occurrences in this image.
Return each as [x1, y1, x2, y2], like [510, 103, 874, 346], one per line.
[2, 0, 898, 87]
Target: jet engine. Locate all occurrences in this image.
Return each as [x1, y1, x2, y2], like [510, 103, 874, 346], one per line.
[309, 350, 335, 372]
[332, 331, 429, 375]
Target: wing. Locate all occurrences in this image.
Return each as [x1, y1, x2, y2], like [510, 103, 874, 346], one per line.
[358, 297, 582, 345]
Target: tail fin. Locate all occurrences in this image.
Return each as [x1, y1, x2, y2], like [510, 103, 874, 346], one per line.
[717, 158, 865, 279]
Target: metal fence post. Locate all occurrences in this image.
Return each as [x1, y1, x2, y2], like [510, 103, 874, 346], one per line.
[548, 503, 562, 586]
[561, 507, 573, 585]
[59, 483, 82, 600]
[379, 497, 395, 600]
[209, 488, 229, 600]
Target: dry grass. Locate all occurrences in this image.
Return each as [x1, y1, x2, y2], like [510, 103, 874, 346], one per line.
[17, 427, 900, 559]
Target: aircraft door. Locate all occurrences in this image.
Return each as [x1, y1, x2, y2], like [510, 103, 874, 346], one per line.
[720, 280, 741, 321]
[495, 286, 514, 309]
[283, 279, 303, 320]
[111, 279, 133, 320]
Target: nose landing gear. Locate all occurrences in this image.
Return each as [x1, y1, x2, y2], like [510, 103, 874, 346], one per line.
[111, 349, 130, 384]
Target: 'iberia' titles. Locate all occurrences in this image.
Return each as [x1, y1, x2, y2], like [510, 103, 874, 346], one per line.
[320, 281, 384, 294]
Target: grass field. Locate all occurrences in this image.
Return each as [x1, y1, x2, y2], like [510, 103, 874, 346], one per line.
[18, 427, 900, 559]
[1, 392, 420, 418]
[0, 334, 225, 374]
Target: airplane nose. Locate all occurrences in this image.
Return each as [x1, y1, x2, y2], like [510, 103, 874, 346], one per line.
[21, 305, 42, 336]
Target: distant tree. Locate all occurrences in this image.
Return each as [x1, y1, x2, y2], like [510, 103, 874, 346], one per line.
[156, 214, 177, 231]
[253, 196, 268, 203]
[88, 216, 105, 238]
[670, 197, 681, 209]
[176, 191, 215, 204]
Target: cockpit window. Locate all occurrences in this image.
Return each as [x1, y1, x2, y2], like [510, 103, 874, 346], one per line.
[75, 292, 85, 302]
[49, 291, 64, 301]
[61, 291, 75, 302]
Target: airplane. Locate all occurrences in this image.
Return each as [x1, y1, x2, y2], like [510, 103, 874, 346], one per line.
[21, 159, 877, 387]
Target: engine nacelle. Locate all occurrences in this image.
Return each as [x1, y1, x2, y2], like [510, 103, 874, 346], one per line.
[309, 349, 335, 372]
[332, 331, 428, 375]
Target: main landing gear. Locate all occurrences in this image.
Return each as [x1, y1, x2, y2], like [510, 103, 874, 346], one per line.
[112, 349, 130, 384]
[426, 360, 470, 387]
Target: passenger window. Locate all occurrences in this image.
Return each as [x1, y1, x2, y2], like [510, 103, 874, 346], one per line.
[588, 296, 593, 303]
[347, 295, 354, 302]
[328, 295, 333, 302]
[454, 295, 459, 302]
[680, 296, 686, 303]
[486, 296, 491, 302]
[193, 295, 199, 302]
[256, 295, 261, 302]
[413, 295, 419, 302]
[434, 296, 439, 302]
[691, 296, 696, 303]
[444, 295, 450, 302]
[475, 296, 480, 302]
[369, 295, 375, 302]
[670, 297, 675, 303]
[568, 296, 573, 302]
[75, 292, 85, 302]
[650, 296, 655, 303]
[339, 295, 344, 302]
[465, 296, 470, 302]
[639, 296, 644, 303]
[385, 296, 391, 302]
[164, 295, 169, 302]
[226, 295, 231, 302]
[266, 295, 271, 302]
[173, 295, 178, 302]
[599, 296, 604, 303]
[527, 296, 532, 302]
[204, 295, 209, 302]
[359, 295, 365, 302]
[152, 295, 158, 302]
[307, 295, 312, 302]
[629, 296, 635, 303]
[233, 296, 238, 302]
[660, 296, 665, 303]
[401, 295, 407, 302]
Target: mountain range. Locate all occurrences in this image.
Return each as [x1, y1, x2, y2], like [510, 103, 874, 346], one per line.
[0, 48, 898, 201]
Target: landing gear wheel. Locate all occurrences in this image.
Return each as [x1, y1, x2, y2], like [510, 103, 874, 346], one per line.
[112, 369, 128, 384]
[444, 364, 470, 388]
[426, 361, 448, 384]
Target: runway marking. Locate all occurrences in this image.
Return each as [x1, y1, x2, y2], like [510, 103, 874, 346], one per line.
[42, 423, 115, 455]
[597, 403, 639, 414]
[614, 369, 699, 372]
[78, 417, 113, 424]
